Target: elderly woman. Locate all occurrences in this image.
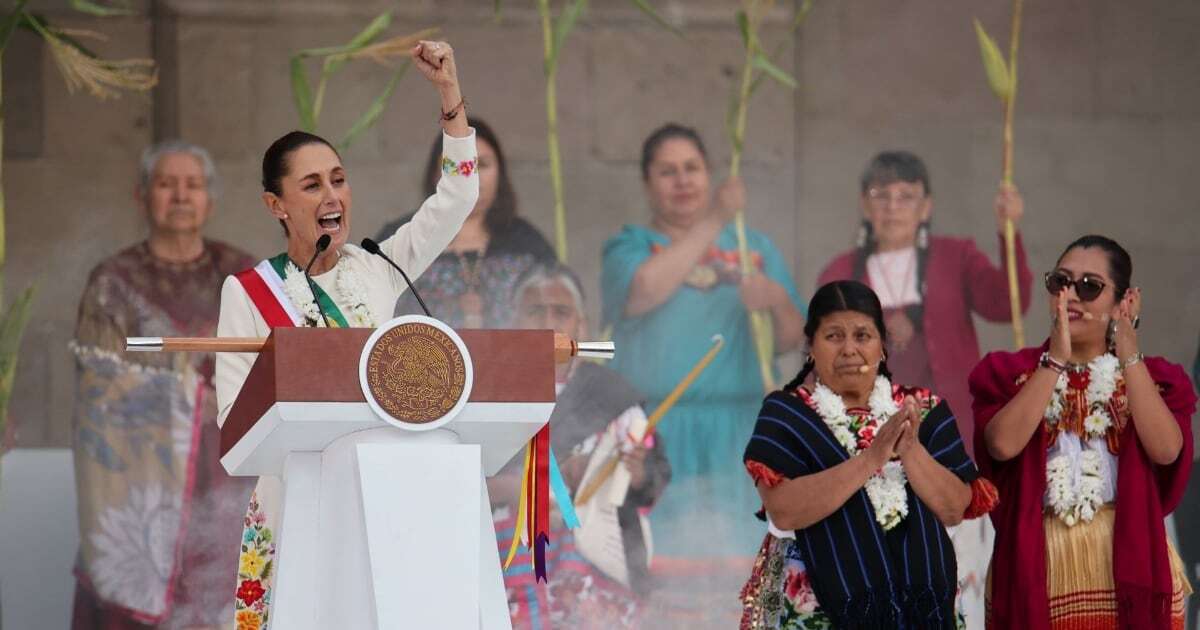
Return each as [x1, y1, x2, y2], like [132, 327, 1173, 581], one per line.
[817, 151, 1031, 454]
[375, 118, 556, 327]
[741, 280, 995, 629]
[71, 141, 255, 629]
[971, 235, 1194, 629]
[601, 123, 805, 558]
[214, 40, 478, 629]
[491, 263, 671, 629]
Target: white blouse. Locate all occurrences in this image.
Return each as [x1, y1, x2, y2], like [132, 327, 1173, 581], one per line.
[215, 130, 480, 425]
[1044, 433, 1120, 506]
[866, 246, 921, 308]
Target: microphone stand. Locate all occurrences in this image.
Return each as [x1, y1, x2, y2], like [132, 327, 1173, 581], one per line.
[303, 235, 333, 328]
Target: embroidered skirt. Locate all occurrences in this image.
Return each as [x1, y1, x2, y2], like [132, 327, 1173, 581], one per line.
[987, 504, 1192, 629]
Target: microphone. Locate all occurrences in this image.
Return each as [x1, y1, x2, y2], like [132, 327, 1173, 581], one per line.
[360, 238, 431, 317]
[303, 234, 333, 328]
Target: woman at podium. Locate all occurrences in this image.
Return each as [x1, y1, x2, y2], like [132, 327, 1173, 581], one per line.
[213, 39, 479, 629]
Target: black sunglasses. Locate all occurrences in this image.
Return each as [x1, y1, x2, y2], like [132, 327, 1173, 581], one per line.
[1044, 271, 1107, 302]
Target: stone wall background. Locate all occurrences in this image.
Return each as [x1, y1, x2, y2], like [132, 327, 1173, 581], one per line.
[6, 0, 1199, 447]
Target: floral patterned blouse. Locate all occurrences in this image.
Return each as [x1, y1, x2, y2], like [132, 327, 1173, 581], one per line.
[375, 215, 556, 327]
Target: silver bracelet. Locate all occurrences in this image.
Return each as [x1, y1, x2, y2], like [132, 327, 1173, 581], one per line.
[1121, 352, 1144, 370]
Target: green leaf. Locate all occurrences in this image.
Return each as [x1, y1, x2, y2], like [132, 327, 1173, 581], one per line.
[736, 10, 752, 51]
[0, 1, 31, 51]
[550, 0, 587, 69]
[289, 56, 317, 132]
[752, 51, 797, 89]
[626, 0, 683, 37]
[973, 18, 1011, 100]
[339, 62, 409, 149]
[726, 88, 742, 154]
[0, 286, 36, 437]
[326, 11, 391, 75]
[747, 0, 817, 97]
[68, 0, 134, 17]
[791, 0, 815, 30]
[494, 0, 503, 22]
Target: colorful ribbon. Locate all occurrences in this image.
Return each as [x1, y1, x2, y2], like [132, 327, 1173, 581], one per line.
[501, 424, 578, 582]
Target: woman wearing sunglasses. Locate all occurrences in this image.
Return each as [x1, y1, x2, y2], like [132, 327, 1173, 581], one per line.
[970, 235, 1195, 629]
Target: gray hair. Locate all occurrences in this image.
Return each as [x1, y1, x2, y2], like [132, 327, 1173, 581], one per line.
[511, 263, 587, 320]
[138, 140, 220, 199]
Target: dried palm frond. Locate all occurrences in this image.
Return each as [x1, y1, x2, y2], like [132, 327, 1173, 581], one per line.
[347, 27, 438, 67]
[35, 21, 156, 99]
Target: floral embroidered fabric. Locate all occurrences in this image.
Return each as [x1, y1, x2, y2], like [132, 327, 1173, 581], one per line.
[71, 240, 256, 628]
[651, 242, 765, 290]
[395, 250, 544, 327]
[741, 534, 967, 630]
[233, 492, 276, 630]
[441, 155, 477, 177]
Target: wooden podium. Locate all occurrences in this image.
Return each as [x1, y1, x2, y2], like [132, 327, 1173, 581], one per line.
[216, 322, 570, 630]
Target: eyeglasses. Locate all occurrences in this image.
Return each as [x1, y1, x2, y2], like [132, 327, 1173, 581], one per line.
[866, 188, 924, 208]
[1044, 271, 1107, 302]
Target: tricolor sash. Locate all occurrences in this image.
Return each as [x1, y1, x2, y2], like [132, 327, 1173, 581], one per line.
[233, 253, 350, 328]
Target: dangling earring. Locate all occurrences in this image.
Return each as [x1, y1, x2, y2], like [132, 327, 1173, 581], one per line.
[917, 221, 930, 249]
[856, 220, 872, 248]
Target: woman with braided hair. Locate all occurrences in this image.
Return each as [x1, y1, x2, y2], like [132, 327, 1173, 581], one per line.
[740, 280, 997, 629]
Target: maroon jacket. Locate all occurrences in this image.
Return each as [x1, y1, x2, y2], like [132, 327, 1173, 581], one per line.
[817, 234, 1032, 455]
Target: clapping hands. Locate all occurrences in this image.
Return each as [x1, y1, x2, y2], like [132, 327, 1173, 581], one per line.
[864, 396, 922, 469]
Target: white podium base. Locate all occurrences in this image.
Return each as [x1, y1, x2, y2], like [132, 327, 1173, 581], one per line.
[270, 427, 512, 630]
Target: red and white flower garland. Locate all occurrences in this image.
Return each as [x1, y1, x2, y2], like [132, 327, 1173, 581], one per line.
[811, 376, 908, 530]
[1043, 353, 1120, 526]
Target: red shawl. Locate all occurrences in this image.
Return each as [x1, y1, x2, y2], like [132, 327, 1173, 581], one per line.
[969, 343, 1195, 629]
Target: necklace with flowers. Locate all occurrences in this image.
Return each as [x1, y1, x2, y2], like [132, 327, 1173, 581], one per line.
[810, 376, 908, 530]
[1043, 353, 1121, 527]
[280, 257, 376, 328]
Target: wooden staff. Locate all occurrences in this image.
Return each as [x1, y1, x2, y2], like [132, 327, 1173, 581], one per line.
[1001, 0, 1026, 348]
[125, 334, 613, 364]
[729, 0, 776, 392]
[575, 334, 725, 506]
[975, 0, 1026, 348]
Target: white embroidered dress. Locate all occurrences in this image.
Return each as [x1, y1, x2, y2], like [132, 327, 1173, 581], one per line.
[214, 131, 479, 628]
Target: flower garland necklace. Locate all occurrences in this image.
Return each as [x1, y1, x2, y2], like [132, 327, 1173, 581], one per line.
[811, 376, 908, 530]
[280, 256, 376, 328]
[1043, 353, 1120, 527]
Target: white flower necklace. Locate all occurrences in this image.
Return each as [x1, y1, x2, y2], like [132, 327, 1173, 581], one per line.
[811, 376, 909, 530]
[280, 257, 376, 328]
[1043, 353, 1120, 527]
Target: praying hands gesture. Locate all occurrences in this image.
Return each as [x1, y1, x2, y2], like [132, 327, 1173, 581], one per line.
[894, 397, 924, 459]
[883, 395, 973, 526]
[864, 398, 915, 470]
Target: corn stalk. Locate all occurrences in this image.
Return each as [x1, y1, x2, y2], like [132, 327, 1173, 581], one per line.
[288, 12, 435, 150]
[501, 0, 681, 263]
[729, 0, 812, 392]
[0, 0, 155, 455]
[973, 0, 1025, 348]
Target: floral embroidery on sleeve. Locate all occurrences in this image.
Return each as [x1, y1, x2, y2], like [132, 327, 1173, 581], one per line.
[746, 460, 786, 488]
[234, 492, 275, 630]
[964, 477, 1000, 520]
[441, 156, 477, 177]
